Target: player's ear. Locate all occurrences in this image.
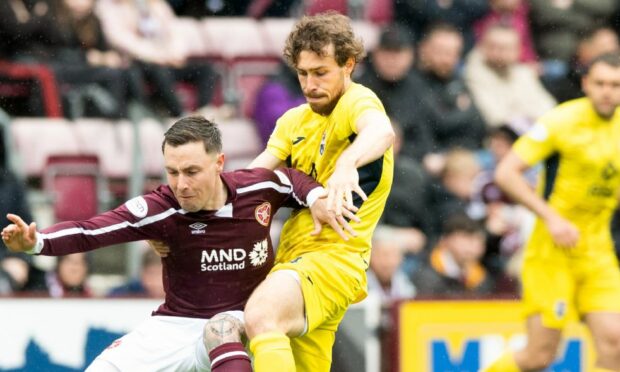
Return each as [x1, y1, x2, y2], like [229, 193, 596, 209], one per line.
[344, 57, 355, 75]
[216, 153, 225, 172]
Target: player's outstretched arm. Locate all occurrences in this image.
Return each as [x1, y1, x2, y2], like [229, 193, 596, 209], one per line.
[310, 195, 360, 241]
[1, 214, 38, 253]
[327, 110, 394, 216]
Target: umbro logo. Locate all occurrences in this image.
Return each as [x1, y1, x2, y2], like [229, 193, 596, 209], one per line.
[190, 222, 207, 235]
[293, 136, 305, 145]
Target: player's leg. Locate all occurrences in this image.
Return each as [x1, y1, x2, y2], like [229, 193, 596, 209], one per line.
[485, 256, 572, 371]
[290, 313, 343, 372]
[202, 311, 252, 372]
[584, 312, 620, 371]
[245, 270, 306, 372]
[578, 250, 620, 372]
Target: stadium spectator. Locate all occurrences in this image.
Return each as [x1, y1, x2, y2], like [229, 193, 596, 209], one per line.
[379, 121, 430, 253]
[107, 247, 164, 298]
[96, 0, 218, 117]
[252, 60, 305, 145]
[367, 225, 416, 304]
[544, 26, 620, 104]
[167, 0, 300, 18]
[48, 0, 145, 119]
[426, 148, 481, 242]
[243, 12, 394, 372]
[473, 0, 536, 63]
[45, 252, 93, 298]
[415, 23, 486, 172]
[464, 24, 556, 128]
[357, 23, 432, 161]
[411, 213, 493, 297]
[394, 0, 488, 53]
[0, 168, 35, 294]
[2, 116, 330, 372]
[485, 52, 620, 372]
[528, 0, 618, 62]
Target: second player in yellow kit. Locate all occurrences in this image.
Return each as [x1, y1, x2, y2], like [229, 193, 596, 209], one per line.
[486, 52, 620, 372]
[244, 12, 395, 372]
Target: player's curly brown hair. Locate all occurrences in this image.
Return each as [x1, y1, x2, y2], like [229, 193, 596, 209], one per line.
[283, 11, 366, 68]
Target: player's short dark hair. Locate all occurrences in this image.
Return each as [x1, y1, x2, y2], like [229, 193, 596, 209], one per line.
[441, 213, 483, 236]
[587, 51, 620, 73]
[162, 116, 222, 154]
[283, 11, 366, 68]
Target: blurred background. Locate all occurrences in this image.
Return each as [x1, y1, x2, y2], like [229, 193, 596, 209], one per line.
[0, 0, 618, 371]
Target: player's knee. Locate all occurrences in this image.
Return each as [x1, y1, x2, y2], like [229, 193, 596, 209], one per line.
[244, 302, 278, 338]
[202, 313, 245, 353]
[597, 331, 620, 361]
[521, 346, 557, 370]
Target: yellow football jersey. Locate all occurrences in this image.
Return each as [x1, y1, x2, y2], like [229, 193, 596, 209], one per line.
[267, 82, 394, 263]
[513, 97, 620, 256]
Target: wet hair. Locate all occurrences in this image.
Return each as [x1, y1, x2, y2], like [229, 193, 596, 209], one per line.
[587, 51, 620, 73]
[162, 116, 222, 154]
[283, 11, 366, 68]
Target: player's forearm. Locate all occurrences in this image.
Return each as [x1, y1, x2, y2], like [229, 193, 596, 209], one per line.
[339, 113, 394, 169]
[495, 160, 556, 222]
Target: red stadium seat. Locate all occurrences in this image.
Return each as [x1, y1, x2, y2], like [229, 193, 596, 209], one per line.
[43, 154, 102, 222]
[0, 61, 63, 117]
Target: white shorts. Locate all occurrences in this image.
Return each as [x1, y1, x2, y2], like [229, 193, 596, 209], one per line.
[89, 311, 244, 372]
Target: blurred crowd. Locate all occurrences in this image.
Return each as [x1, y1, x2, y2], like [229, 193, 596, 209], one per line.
[1, 0, 620, 324]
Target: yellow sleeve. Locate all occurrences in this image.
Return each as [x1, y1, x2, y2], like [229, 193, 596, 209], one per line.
[345, 85, 386, 134]
[512, 114, 559, 166]
[266, 112, 294, 161]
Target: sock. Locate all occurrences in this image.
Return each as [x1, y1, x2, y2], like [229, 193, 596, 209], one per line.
[249, 332, 295, 372]
[209, 342, 252, 372]
[483, 351, 521, 372]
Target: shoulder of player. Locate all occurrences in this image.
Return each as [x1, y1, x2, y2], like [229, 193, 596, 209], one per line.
[223, 168, 284, 189]
[538, 98, 589, 128]
[344, 82, 381, 102]
[124, 185, 181, 218]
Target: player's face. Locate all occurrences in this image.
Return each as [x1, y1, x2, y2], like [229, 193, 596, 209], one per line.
[296, 44, 354, 115]
[164, 141, 224, 212]
[583, 62, 620, 119]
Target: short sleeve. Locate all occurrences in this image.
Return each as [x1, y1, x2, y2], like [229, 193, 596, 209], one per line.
[512, 116, 559, 166]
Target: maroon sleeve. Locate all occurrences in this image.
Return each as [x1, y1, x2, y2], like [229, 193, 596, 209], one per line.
[273, 167, 324, 209]
[37, 189, 178, 256]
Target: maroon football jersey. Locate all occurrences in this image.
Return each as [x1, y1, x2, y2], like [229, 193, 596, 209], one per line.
[34, 167, 322, 318]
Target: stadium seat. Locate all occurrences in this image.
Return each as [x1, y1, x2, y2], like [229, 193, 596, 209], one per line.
[43, 154, 102, 222]
[218, 118, 262, 171]
[261, 18, 296, 56]
[0, 61, 63, 117]
[72, 118, 131, 178]
[201, 18, 269, 62]
[10, 118, 80, 178]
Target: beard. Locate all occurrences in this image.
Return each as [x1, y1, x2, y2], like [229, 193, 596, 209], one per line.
[308, 97, 340, 116]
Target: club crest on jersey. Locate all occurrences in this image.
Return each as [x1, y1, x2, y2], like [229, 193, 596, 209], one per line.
[255, 202, 271, 226]
[190, 222, 207, 235]
[554, 300, 567, 319]
[319, 131, 326, 155]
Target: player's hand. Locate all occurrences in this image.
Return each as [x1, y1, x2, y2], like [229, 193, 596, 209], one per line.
[147, 240, 170, 258]
[1, 214, 37, 253]
[310, 196, 360, 241]
[544, 213, 579, 249]
[325, 163, 367, 218]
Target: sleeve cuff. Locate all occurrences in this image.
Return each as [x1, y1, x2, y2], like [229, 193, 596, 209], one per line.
[24, 232, 44, 255]
[306, 187, 325, 207]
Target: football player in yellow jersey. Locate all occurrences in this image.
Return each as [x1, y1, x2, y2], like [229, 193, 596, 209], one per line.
[243, 12, 394, 372]
[484, 53, 620, 372]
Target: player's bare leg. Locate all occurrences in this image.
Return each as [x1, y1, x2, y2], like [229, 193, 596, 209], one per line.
[484, 314, 562, 371]
[513, 315, 563, 371]
[203, 313, 252, 372]
[245, 271, 306, 372]
[585, 312, 620, 371]
[85, 358, 121, 372]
